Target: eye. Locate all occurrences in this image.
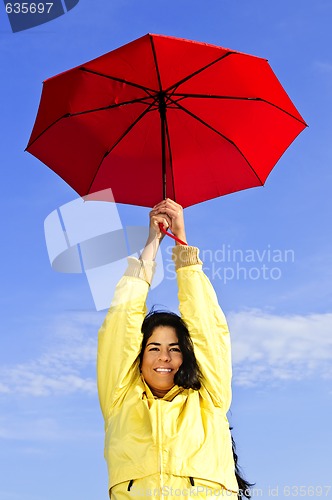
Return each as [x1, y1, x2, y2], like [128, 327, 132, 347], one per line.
[148, 347, 159, 351]
[170, 347, 181, 352]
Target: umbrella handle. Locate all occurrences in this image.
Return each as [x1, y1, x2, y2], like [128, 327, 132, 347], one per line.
[158, 223, 188, 246]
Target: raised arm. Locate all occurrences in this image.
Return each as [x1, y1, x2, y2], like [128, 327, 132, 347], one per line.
[174, 247, 232, 411]
[97, 209, 171, 419]
[153, 200, 232, 411]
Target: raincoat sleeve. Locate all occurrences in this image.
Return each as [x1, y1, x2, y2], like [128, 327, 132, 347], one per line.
[97, 258, 155, 419]
[173, 246, 232, 411]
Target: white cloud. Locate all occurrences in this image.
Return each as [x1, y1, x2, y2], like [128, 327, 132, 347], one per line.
[1, 309, 332, 397]
[0, 417, 60, 440]
[0, 491, 32, 500]
[0, 382, 10, 394]
[0, 311, 101, 397]
[0, 414, 102, 442]
[229, 310, 332, 386]
[314, 60, 332, 74]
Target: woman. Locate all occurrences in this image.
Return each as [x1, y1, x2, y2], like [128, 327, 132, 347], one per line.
[97, 199, 251, 499]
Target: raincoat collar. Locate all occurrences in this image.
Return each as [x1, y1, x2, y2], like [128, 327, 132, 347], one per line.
[141, 375, 184, 402]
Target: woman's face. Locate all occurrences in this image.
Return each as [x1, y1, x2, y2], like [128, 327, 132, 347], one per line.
[141, 326, 183, 398]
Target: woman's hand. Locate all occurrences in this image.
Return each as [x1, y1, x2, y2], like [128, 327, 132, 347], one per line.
[140, 199, 187, 260]
[139, 206, 172, 261]
[152, 199, 187, 245]
[148, 210, 172, 241]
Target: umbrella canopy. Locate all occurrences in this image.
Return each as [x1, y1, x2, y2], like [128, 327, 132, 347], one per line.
[27, 33, 307, 208]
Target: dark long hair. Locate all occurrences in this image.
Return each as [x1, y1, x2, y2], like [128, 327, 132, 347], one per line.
[140, 310, 254, 499]
[230, 429, 255, 499]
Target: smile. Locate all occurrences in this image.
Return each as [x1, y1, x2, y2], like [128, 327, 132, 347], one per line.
[154, 368, 172, 373]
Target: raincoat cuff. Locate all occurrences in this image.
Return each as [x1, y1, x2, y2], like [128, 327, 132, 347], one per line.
[124, 257, 156, 285]
[172, 246, 203, 270]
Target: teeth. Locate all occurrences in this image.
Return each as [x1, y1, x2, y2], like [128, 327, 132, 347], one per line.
[155, 368, 172, 372]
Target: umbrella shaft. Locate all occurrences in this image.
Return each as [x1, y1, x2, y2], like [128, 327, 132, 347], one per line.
[158, 93, 167, 200]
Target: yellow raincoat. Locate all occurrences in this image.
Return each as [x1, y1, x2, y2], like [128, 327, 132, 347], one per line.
[97, 246, 238, 498]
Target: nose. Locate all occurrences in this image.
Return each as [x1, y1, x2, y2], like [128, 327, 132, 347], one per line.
[158, 349, 171, 362]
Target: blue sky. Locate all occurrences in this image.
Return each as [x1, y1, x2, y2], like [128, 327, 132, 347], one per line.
[0, 1, 332, 499]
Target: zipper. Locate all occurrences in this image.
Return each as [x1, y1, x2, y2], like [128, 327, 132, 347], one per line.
[157, 399, 164, 495]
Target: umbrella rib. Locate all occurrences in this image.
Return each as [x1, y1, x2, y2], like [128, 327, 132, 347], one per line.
[65, 96, 153, 118]
[86, 102, 155, 195]
[26, 114, 66, 149]
[79, 67, 156, 96]
[149, 35, 163, 91]
[170, 93, 308, 126]
[168, 97, 264, 186]
[165, 51, 236, 93]
[26, 97, 153, 149]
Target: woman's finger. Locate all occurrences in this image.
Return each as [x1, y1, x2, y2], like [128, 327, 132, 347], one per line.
[153, 198, 181, 209]
[150, 213, 172, 229]
[153, 205, 182, 219]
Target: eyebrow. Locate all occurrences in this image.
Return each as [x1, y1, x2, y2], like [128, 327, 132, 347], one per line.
[146, 342, 180, 347]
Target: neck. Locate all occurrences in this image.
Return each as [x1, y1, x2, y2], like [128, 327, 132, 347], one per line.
[151, 387, 169, 398]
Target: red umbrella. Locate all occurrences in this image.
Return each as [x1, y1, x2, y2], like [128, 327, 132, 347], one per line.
[27, 33, 307, 211]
